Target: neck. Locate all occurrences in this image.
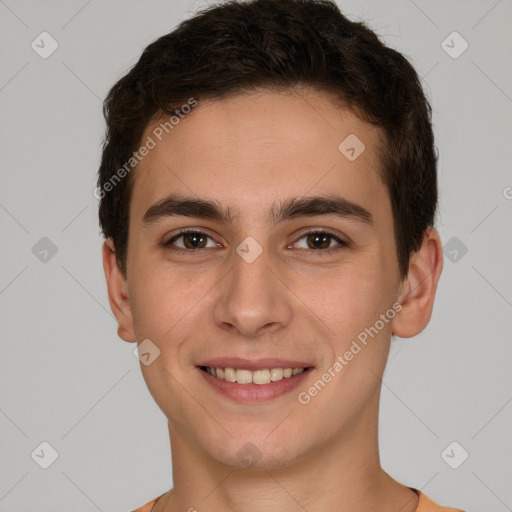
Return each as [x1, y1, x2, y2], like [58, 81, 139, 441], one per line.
[155, 388, 418, 512]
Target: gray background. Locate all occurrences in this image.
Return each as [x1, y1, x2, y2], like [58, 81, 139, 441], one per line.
[0, 1, 511, 511]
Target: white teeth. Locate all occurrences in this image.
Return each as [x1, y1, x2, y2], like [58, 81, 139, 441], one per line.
[270, 368, 283, 381]
[252, 369, 271, 385]
[203, 366, 306, 384]
[224, 367, 236, 382]
[235, 369, 253, 384]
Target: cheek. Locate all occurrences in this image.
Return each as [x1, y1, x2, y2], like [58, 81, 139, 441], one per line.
[130, 268, 204, 414]
[129, 265, 196, 341]
[128, 259, 225, 358]
[296, 259, 391, 342]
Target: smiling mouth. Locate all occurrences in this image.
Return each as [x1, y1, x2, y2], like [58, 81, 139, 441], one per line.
[199, 366, 311, 385]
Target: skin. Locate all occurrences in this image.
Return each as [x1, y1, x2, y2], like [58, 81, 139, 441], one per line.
[103, 88, 443, 512]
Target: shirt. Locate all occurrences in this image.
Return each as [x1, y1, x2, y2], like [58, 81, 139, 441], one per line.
[130, 488, 465, 511]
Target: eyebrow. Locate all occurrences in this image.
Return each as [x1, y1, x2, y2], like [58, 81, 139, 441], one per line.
[142, 193, 373, 227]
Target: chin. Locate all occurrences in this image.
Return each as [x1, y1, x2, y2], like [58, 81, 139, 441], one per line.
[204, 434, 308, 471]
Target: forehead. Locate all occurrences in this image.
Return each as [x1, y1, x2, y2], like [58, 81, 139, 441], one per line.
[130, 89, 389, 227]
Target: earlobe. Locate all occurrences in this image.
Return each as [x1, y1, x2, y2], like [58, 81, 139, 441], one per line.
[102, 239, 137, 343]
[391, 228, 444, 338]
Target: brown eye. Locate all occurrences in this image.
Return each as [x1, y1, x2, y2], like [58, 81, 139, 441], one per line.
[306, 233, 332, 249]
[181, 232, 207, 249]
[293, 231, 348, 253]
[164, 231, 217, 251]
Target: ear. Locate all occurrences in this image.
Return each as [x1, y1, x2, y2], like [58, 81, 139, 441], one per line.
[391, 228, 444, 338]
[102, 238, 136, 342]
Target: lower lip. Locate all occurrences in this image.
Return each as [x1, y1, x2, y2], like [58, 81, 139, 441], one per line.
[197, 367, 313, 402]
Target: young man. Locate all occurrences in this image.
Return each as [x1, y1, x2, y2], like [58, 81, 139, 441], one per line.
[97, 1, 463, 511]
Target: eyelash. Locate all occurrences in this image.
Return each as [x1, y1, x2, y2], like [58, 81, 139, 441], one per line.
[163, 228, 349, 255]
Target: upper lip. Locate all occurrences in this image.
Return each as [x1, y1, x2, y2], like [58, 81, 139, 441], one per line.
[197, 357, 313, 371]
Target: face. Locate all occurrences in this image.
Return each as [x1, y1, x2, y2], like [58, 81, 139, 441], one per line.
[114, 89, 407, 469]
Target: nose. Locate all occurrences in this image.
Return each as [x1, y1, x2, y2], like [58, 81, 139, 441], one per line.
[213, 244, 293, 339]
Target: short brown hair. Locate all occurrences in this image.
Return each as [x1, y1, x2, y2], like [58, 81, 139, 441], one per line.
[97, 0, 438, 279]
